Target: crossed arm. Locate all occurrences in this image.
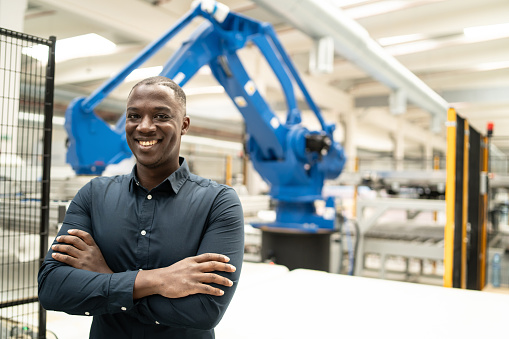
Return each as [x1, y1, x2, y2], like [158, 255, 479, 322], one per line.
[51, 229, 235, 299]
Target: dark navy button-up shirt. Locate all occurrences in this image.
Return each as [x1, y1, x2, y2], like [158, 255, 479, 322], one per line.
[38, 158, 244, 338]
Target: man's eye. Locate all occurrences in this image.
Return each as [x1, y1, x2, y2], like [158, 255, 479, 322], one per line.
[127, 114, 140, 119]
[155, 114, 170, 119]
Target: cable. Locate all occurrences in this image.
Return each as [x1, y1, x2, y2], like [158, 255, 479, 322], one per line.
[344, 217, 354, 275]
[339, 215, 360, 276]
[349, 218, 360, 276]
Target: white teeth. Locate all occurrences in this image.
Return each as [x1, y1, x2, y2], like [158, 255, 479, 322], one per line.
[139, 140, 157, 146]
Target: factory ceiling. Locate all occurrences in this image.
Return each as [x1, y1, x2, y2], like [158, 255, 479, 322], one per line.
[22, 0, 509, 154]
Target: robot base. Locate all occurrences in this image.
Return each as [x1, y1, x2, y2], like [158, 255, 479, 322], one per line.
[260, 227, 335, 272]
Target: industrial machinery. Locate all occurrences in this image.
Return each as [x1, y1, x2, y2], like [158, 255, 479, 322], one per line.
[65, 1, 346, 270]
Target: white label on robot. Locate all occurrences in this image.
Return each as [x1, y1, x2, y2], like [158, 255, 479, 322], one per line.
[270, 117, 280, 129]
[244, 80, 256, 96]
[234, 96, 247, 107]
[173, 72, 186, 85]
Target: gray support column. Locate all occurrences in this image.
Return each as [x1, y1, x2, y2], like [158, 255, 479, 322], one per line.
[0, 0, 27, 31]
[343, 110, 358, 172]
[392, 117, 405, 170]
[424, 139, 433, 170]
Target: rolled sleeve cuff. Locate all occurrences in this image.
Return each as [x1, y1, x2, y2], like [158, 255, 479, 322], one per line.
[107, 270, 139, 314]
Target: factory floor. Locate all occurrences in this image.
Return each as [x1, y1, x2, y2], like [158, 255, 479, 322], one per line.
[43, 261, 509, 339]
[46, 311, 92, 339]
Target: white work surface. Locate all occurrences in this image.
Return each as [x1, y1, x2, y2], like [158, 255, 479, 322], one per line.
[47, 262, 509, 338]
[216, 262, 509, 339]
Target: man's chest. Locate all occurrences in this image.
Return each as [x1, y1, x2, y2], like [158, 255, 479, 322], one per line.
[89, 193, 210, 271]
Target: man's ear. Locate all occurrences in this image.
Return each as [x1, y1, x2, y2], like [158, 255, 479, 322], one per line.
[181, 116, 190, 136]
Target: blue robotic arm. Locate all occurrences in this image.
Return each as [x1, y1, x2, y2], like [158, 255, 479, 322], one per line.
[65, 1, 346, 232]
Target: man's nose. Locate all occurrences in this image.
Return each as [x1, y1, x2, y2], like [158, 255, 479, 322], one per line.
[137, 115, 156, 132]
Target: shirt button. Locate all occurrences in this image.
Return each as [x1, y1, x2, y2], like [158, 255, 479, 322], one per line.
[85, 312, 90, 316]
[121, 307, 127, 311]
[155, 321, 160, 325]
[141, 230, 147, 236]
[139, 268, 143, 271]
[147, 194, 152, 200]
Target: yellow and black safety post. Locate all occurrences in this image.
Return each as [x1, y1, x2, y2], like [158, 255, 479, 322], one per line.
[444, 107, 488, 289]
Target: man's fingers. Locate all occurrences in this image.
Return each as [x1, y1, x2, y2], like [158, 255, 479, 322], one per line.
[198, 283, 225, 297]
[67, 229, 97, 246]
[193, 253, 236, 273]
[56, 235, 87, 250]
[52, 244, 81, 258]
[194, 253, 230, 264]
[201, 273, 233, 287]
[52, 252, 78, 267]
[201, 261, 236, 273]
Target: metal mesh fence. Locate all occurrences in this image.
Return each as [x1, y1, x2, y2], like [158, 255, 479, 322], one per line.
[0, 27, 54, 339]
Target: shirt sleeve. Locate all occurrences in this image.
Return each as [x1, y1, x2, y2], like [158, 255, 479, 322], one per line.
[133, 187, 245, 330]
[37, 182, 139, 316]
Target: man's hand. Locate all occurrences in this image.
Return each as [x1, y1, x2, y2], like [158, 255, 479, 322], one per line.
[134, 253, 236, 300]
[51, 229, 113, 274]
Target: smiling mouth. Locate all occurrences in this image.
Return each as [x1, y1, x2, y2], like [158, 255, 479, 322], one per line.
[138, 140, 159, 146]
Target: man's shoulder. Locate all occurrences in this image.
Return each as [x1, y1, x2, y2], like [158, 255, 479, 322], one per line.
[186, 173, 236, 195]
[185, 174, 241, 211]
[187, 173, 221, 189]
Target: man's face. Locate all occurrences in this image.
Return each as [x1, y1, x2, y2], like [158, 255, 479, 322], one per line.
[125, 84, 190, 172]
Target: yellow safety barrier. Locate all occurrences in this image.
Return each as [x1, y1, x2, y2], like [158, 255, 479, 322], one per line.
[444, 108, 457, 288]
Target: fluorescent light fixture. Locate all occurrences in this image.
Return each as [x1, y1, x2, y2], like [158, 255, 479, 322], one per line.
[22, 33, 116, 63]
[384, 39, 440, 56]
[19, 112, 65, 125]
[342, 0, 447, 19]
[125, 66, 163, 82]
[475, 60, 509, 71]
[329, 0, 372, 8]
[463, 23, 509, 40]
[57, 33, 116, 62]
[343, 1, 408, 18]
[378, 33, 428, 46]
[184, 86, 225, 96]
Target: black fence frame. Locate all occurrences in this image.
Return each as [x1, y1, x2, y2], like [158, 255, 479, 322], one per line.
[0, 27, 55, 339]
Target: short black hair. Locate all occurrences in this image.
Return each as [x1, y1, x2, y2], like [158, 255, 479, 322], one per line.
[129, 76, 186, 113]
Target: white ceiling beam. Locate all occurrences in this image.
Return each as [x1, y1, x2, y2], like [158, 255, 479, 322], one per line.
[358, 0, 509, 39]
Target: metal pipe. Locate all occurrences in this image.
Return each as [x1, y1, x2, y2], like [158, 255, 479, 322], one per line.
[251, 0, 449, 131]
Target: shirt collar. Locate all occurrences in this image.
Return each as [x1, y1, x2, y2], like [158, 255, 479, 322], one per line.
[128, 157, 190, 194]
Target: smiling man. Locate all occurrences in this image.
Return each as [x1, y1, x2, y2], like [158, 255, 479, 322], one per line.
[38, 76, 245, 339]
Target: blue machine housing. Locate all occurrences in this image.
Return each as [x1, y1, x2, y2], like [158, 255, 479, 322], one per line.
[65, 1, 346, 232]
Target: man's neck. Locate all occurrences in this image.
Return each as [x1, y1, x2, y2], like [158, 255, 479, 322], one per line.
[136, 163, 179, 191]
